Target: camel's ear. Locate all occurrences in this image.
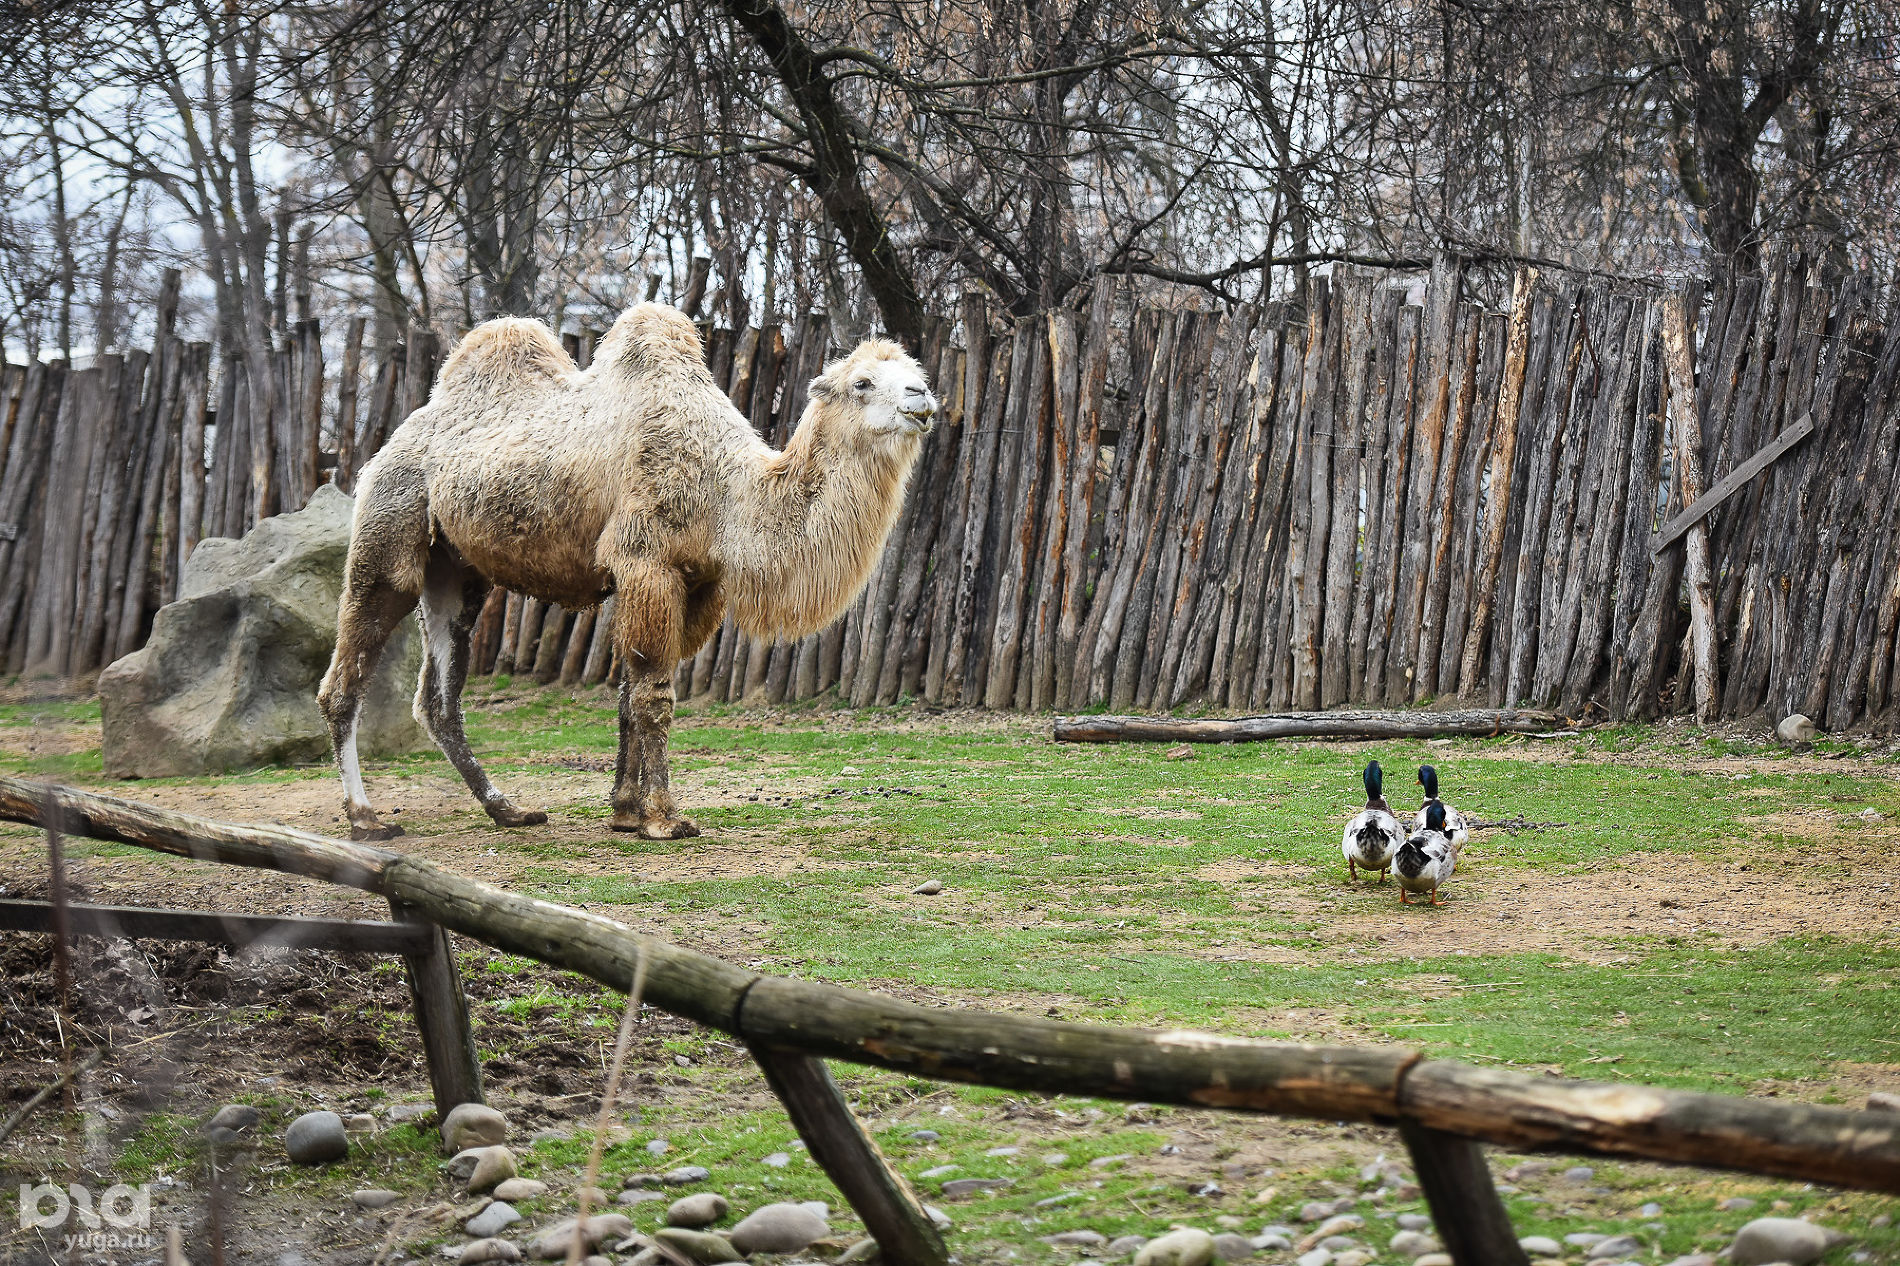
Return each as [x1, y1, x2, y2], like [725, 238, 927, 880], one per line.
[808, 373, 838, 404]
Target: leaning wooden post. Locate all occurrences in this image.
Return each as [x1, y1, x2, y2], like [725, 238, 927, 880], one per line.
[748, 1045, 950, 1266]
[1660, 293, 1721, 723]
[1397, 1118, 1529, 1266]
[388, 898, 485, 1116]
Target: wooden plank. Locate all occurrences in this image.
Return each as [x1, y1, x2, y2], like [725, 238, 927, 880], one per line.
[1052, 708, 1565, 743]
[389, 897, 486, 1117]
[1661, 294, 1721, 722]
[749, 1046, 950, 1266]
[1651, 412, 1814, 554]
[1397, 1119, 1530, 1266]
[0, 898, 430, 954]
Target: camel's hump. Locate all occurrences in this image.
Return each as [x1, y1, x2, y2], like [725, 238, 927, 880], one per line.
[595, 303, 710, 377]
[437, 318, 572, 393]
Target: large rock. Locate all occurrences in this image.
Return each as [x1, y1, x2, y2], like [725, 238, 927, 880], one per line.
[1728, 1217, 1848, 1265]
[100, 484, 423, 777]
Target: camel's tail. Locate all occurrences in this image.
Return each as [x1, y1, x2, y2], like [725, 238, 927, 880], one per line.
[436, 317, 572, 396]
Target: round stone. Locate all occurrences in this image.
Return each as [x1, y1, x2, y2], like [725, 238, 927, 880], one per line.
[1136, 1228, 1218, 1266]
[466, 1145, 518, 1193]
[666, 1192, 730, 1228]
[1729, 1217, 1849, 1266]
[465, 1201, 521, 1238]
[662, 1165, 711, 1186]
[1211, 1232, 1256, 1260]
[728, 1201, 830, 1255]
[440, 1103, 509, 1153]
[1519, 1238, 1563, 1256]
[206, 1104, 260, 1134]
[491, 1178, 548, 1202]
[1396, 1214, 1433, 1232]
[1390, 1230, 1439, 1258]
[351, 1189, 400, 1210]
[284, 1111, 349, 1165]
[460, 1240, 524, 1264]
[652, 1227, 743, 1263]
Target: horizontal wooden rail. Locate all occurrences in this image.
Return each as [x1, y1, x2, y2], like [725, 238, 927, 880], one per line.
[1053, 708, 1570, 743]
[0, 898, 431, 954]
[4, 775, 1897, 1195]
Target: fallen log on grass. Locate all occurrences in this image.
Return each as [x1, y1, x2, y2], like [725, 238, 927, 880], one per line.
[3, 775, 1897, 1197]
[1052, 708, 1571, 743]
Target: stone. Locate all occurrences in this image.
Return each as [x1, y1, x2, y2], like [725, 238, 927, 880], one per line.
[1251, 1234, 1291, 1251]
[726, 1202, 828, 1254]
[1109, 1237, 1150, 1258]
[617, 1189, 665, 1206]
[1300, 1200, 1353, 1222]
[623, 1173, 662, 1189]
[1390, 1231, 1439, 1258]
[1047, 1230, 1110, 1247]
[662, 1166, 710, 1186]
[1777, 714, 1817, 745]
[1135, 1228, 1219, 1266]
[651, 1227, 743, 1263]
[1867, 1092, 1900, 1113]
[1567, 1234, 1610, 1249]
[492, 1179, 548, 1202]
[1036, 1193, 1083, 1208]
[1721, 1197, 1759, 1211]
[1504, 1161, 1550, 1181]
[441, 1104, 509, 1154]
[351, 1189, 400, 1210]
[838, 1239, 882, 1263]
[1589, 1235, 1644, 1258]
[386, 1103, 431, 1123]
[923, 1204, 952, 1229]
[100, 485, 425, 777]
[1333, 1253, 1375, 1266]
[1302, 1214, 1364, 1247]
[460, 1242, 524, 1264]
[345, 1112, 376, 1133]
[919, 1164, 960, 1179]
[912, 880, 943, 895]
[1519, 1238, 1563, 1256]
[1318, 1236, 1362, 1252]
[1415, 1256, 1454, 1266]
[909, 1130, 941, 1142]
[646, 1138, 672, 1154]
[986, 1145, 1021, 1157]
[1639, 1202, 1664, 1217]
[1295, 1251, 1332, 1266]
[1091, 1153, 1136, 1169]
[665, 1193, 729, 1228]
[207, 1104, 260, 1134]
[763, 1151, 791, 1168]
[1729, 1217, 1849, 1266]
[1661, 1259, 1718, 1266]
[1211, 1232, 1256, 1260]
[527, 1214, 633, 1259]
[285, 1111, 349, 1165]
[466, 1202, 522, 1238]
[942, 1177, 1013, 1198]
[467, 1146, 518, 1193]
[1562, 1166, 1596, 1182]
[1396, 1214, 1433, 1232]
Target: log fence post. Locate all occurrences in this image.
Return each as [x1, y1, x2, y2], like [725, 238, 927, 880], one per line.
[388, 897, 486, 1117]
[1397, 1118, 1530, 1266]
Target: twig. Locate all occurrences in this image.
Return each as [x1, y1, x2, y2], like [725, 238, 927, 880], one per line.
[570, 940, 664, 1266]
[0, 1045, 105, 1147]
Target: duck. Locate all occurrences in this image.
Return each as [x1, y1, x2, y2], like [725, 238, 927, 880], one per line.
[1394, 801, 1457, 906]
[1342, 760, 1405, 883]
[1414, 764, 1470, 853]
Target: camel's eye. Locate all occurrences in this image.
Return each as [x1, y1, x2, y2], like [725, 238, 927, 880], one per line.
[854, 378, 872, 390]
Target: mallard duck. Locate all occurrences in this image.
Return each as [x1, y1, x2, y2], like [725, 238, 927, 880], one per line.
[1414, 764, 1470, 853]
[1342, 760, 1405, 884]
[1395, 801, 1457, 906]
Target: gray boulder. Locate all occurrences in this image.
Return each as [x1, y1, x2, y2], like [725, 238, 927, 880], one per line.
[100, 484, 423, 778]
[727, 1202, 828, 1255]
[1729, 1217, 1849, 1266]
[284, 1111, 349, 1165]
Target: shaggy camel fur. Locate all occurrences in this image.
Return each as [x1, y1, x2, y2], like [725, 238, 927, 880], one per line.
[318, 303, 937, 840]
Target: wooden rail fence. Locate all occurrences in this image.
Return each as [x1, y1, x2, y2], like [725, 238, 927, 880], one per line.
[4, 775, 1898, 1266]
[8, 257, 1899, 729]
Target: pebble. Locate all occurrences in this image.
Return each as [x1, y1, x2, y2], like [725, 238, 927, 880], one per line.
[467, 1146, 518, 1193]
[1504, 1161, 1550, 1181]
[1319, 1236, 1362, 1252]
[386, 1102, 432, 1123]
[459, 1241, 524, 1264]
[986, 1145, 1020, 1157]
[1639, 1202, 1664, 1217]
[838, 1239, 881, 1263]
[647, 1138, 672, 1155]
[1304, 1214, 1365, 1246]
[912, 879, 943, 895]
[441, 1104, 509, 1154]
[466, 1202, 522, 1238]
[285, 1111, 349, 1165]
[1300, 1199, 1353, 1222]
[623, 1173, 662, 1189]
[1211, 1232, 1255, 1260]
[1415, 1256, 1454, 1266]
[492, 1179, 547, 1202]
[923, 1204, 952, 1229]
[652, 1227, 743, 1263]
[1562, 1166, 1596, 1183]
[1252, 1235, 1291, 1252]
[1518, 1238, 1563, 1256]
[1044, 1152, 1070, 1166]
[346, 1112, 377, 1133]
[1091, 1154, 1136, 1169]
[1872, 1215, 1892, 1229]
[941, 1177, 1013, 1198]
[909, 1130, 941, 1142]
[1046, 1230, 1109, 1247]
[1567, 1233, 1610, 1249]
[526, 1214, 633, 1259]
[1729, 1217, 1849, 1266]
[920, 1165, 960, 1179]
[662, 1166, 711, 1186]
[206, 1104, 260, 1134]
[1109, 1237, 1150, 1258]
[1589, 1234, 1645, 1258]
[618, 1189, 666, 1206]
[1389, 1230, 1439, 1258]
[1396, 1214, 1433, 1232]
[1662, 1259, 1719, 1266]
[1035, 1192, 1082, 1208]
[1294, 1251, 1332, 1266]
[352, 1189, 401, 1209]
[1333, 1253, 1375, 1266]
[1721, 1197, 1759, 1211]
[1135, 1228, 1218, 1266]
[666, 1193, 729, 1227]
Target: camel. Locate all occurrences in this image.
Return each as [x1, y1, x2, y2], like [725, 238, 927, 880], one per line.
[317, 303, 937, 841]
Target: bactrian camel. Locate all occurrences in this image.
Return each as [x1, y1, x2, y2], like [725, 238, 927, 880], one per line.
[318, 303, 937, 841]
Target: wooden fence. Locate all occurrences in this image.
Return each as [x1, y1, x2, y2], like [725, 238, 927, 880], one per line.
[7, 258, 1899, 729]
[5, 775, 1899, 1266]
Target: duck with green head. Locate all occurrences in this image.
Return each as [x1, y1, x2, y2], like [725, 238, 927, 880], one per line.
[1342, 760, 1405, 884]
[1395, 801, 1457, 906]
[1413, 764, 1469, 853]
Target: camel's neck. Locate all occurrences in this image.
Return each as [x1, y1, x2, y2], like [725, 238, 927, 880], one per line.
[720, 405, 919, 640]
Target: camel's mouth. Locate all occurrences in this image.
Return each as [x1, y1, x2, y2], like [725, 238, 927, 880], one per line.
[901, 409, 936, 433]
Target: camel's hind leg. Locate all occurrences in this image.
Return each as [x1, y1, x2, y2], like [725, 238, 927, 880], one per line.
[417, 551, 547, 830]
[608, 559, 698, 839]
[318, 578, 421, 841]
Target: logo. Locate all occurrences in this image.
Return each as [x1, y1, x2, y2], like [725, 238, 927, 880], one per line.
[17, 1182, 156, 1251]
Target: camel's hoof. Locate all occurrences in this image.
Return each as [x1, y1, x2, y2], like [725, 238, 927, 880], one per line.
[487, 804, 548, 828]
[351, 822, 405, 842]
[611, 814, 701, 840]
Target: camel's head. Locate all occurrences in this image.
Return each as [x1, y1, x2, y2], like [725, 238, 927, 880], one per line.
[811, 340, 938, 440]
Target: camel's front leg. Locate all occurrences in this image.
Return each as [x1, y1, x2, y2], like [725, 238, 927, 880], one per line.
[612, 672, 697, 838]
[608, 560, 698, 839]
